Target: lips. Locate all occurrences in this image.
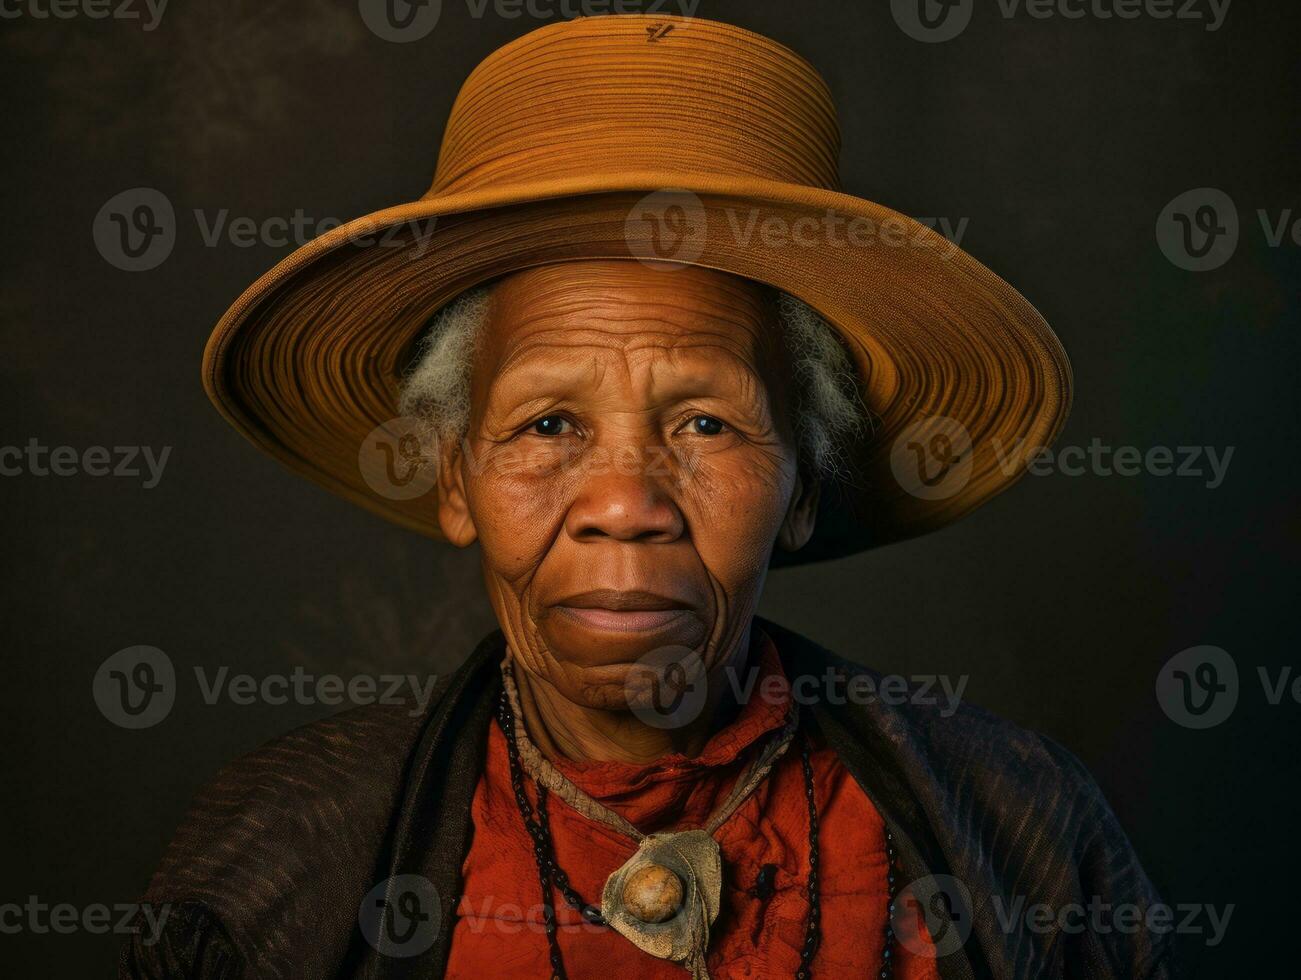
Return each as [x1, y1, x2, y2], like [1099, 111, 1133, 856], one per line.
[553, 589, 692, 634]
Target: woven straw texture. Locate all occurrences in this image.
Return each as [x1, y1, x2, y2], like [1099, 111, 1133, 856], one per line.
[202, 14, 1071, 563]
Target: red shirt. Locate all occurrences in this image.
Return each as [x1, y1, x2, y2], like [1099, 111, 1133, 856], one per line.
[446, 634, 940, 978]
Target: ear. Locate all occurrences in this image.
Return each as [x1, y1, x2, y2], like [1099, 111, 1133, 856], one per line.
[776, 468, 820, 552]
[436, 435, 478, 547]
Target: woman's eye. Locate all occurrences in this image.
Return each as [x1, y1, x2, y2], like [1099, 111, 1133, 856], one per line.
[687, 415, 726, 436]
[529, 415, 572, 436]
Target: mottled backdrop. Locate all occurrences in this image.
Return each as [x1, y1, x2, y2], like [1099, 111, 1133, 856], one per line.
[1, 0, 1296, 975]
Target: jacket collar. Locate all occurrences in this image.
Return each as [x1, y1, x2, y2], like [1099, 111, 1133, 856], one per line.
[355, 620, 983, 979]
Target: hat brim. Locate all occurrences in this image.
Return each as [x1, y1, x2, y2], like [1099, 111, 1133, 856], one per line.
[203, 172, 1071, 566]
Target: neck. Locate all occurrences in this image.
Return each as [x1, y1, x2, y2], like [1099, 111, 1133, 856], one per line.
[510, 630, 754, 765]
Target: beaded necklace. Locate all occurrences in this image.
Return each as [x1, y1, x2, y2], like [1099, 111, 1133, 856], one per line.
[494, 680, 901, 978]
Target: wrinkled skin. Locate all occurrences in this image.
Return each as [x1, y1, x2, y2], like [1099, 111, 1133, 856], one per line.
[436, 261, 819, 763]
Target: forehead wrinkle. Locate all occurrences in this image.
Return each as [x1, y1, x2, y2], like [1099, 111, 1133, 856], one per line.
[478, 274, 780, 413]
[496, 280, 769, 327]
[489, 284, 767, 337]
[489, 318, 761, 377]
[642, 343, 768, 405]
[496, 316, 760, 358]
[484, 342, 613, 409]
[565, 301, 770, 337]
[485, 337, 770, 425]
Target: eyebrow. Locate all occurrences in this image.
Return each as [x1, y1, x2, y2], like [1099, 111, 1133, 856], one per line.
[480, 341, 772, 423]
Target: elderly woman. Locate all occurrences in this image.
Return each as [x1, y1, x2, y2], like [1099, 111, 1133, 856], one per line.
[125, 14, 1171, 980]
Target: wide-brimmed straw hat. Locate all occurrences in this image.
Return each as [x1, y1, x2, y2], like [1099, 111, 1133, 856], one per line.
[203, 13, 1070, 566]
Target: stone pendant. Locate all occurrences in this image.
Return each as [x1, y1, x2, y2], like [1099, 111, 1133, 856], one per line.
[600, 830, 723, 980]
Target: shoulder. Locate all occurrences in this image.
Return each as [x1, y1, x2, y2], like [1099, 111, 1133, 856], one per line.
[762, 616, 1090, 800]
[168, 693, 433, 833]
[157, 694, 434, 873]
[760, 617, 1175, 978]
[770, 616, 1135, 859]
[122, 697, 437, 979]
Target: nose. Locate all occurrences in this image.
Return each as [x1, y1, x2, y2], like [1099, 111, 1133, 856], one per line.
[564, 455, 684, 544]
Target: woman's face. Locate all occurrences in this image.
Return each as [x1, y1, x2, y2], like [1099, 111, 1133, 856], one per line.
[436, 260, 818, 710]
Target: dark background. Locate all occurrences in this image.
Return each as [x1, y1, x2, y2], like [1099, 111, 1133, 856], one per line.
[2, 0, 1296, 975]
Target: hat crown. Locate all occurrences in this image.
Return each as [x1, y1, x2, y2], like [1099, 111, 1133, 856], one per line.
[427, 15, 842, 197]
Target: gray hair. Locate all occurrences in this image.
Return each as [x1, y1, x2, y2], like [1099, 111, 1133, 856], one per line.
[399, 282, 868, 479]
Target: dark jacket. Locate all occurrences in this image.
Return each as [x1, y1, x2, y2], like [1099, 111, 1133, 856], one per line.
[121, 620, 1175, 979]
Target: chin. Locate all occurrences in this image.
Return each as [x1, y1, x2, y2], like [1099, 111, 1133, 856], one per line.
[543, 644, 716, 725]
[536, 608, 709, 671]
[557, 678, 641, 712]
